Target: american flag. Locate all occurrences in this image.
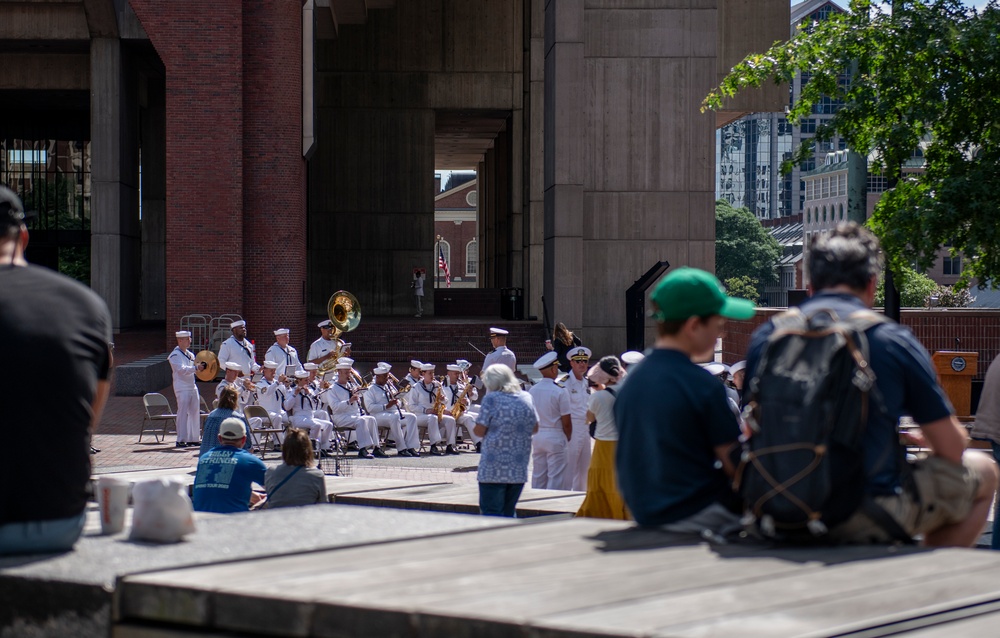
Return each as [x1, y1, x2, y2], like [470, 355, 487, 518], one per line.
[438, 245, 451, 288]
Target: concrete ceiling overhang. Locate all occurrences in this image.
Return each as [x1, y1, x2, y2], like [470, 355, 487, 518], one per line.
[315, 0, 395, 38]
[435, 110, 509, 171]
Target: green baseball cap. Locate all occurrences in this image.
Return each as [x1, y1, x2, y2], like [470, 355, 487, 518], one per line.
[650, 267, 756, 321]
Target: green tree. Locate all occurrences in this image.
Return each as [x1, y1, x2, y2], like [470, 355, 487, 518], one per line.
[715, 199, 782, 298]
[704, 0, 1000, 289]
[934, 284, 975, 308]
[19, 176, 90, 285]
[723, 275, 760, 305]
[874, 266, 937, 307]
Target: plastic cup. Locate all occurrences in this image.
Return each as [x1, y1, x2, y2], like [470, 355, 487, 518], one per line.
[97, 476, 129, 534]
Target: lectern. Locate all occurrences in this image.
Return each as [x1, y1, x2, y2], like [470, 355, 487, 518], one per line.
[931, 351, 979, 419]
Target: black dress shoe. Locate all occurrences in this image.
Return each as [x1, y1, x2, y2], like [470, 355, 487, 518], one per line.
[176, 441, 186, 448]
[409, 449, 422, 458]
[429, 444, 444, 456]
[347, 441, 360, 451]
[475, 442, 482, 454]
[373, 447, 388, 458]
[397, 449, 412, 457]
[358, 449, 374, 459]
[445, 444, 460, 456]
[273, 444, 282, 452]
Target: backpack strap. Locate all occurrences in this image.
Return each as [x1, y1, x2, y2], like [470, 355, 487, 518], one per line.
[860, 496, 916, 544]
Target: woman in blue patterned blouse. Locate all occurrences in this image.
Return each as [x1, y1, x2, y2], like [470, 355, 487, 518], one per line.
[474, 364, 539, 517]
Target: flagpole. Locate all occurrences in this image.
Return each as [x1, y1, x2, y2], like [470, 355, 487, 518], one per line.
[435, 234, 442, 289]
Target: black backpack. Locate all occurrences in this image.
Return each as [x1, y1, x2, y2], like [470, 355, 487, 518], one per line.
[737, 307, 910, 542]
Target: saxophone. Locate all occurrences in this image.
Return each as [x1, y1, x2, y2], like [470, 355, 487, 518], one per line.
[451, 381, 473, 419]
[432, 382, 447, 421]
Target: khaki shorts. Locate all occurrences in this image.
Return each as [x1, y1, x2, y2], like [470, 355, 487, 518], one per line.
[831, 455, 982, 544]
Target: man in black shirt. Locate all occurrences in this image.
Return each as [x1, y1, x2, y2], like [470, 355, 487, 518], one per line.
[0, 186, 113, 554]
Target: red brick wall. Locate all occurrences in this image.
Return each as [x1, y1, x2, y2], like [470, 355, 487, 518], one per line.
[435, 219, 478, 283]
[129, 0, 307, 352]
[723, 308, 1000, 381]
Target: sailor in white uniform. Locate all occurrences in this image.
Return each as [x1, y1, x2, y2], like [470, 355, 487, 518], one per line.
[266, 328, 302, 379]
[283, 370, 334, 456]
[168, 330, 206, 447]
[409, 363, 456, 455]
[217, 320, 259, 376]
[363, 364, 421, 457]
[327, 361, 385, 459]
[216, 361, 254, 411]
[527, 351, 572, 490]
[563, 346, 593, 491]
[252, 360, 289, 445]
[307, 319, 341, 366]
[443, 363, 480, 449]
[481, 327, 517, 373]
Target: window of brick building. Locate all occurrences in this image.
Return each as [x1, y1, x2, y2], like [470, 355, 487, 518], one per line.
[466, 240, 478, 276]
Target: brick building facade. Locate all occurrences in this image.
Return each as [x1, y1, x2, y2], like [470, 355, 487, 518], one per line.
[434, 179, 478, 288]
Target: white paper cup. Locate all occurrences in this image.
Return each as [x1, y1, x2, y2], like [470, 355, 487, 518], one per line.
[97, 476, 129, 535]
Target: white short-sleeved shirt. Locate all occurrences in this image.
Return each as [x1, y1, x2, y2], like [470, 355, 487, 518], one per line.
[527, 378, 571, 431]
[307, 337, 338, 363]
[587, 388, 619, 441]
[563, 372, 589, 425]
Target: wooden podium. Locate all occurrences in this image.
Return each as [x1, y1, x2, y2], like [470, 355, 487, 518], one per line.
[931, 351, 978, 418]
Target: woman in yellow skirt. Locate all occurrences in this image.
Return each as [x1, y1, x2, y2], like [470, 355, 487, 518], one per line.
[576, 356, 630, 520]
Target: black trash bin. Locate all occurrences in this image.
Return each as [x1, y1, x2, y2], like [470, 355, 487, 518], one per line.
[500, 287, 524, 320]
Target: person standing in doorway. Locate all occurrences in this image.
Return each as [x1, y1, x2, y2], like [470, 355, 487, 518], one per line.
[413, 267, 426, 317]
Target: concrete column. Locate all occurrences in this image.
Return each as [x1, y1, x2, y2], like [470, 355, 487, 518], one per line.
[526, 0, 545, 320]
[139, 72, 166, 321]
[543, 0, 585, 333]
[91, 37, 141, 330]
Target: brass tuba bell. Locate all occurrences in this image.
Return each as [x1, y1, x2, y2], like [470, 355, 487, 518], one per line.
[319, 290, 362, 375]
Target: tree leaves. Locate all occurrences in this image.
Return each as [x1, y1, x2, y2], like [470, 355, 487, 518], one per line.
[716, 200, 783, 300]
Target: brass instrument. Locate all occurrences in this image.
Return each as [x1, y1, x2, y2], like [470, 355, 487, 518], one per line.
[318, 290, 362, 376]
[195, 350, 219, 382]
[432, 382, 447, 421]
[451, 381, 473, 419]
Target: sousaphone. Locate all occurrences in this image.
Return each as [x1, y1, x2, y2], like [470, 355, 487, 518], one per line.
[319, 290, 362, 375]
[195, 350, 220, 382]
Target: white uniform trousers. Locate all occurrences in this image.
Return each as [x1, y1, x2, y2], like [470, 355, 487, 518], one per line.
[332, 413, 379, 450]
[454, 412, 481, 444]
[564, 422, 592, 492]
[531, 428, 569, 490]
[290, 412, 333, 451]
[372, 411, 420, 451]
[248, 410, 289, 444]
[415, 414, 455, 446]
[174, 390, 201, 444]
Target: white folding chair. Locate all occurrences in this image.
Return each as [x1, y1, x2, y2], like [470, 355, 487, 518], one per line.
[140, 393, 177, 443]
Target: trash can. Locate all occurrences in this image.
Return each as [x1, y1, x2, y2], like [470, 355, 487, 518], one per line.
[501, 287, 524, 320]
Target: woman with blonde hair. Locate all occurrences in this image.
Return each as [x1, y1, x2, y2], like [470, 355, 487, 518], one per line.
[263, 428, 326, 508]
[577, 356, 630, 520]
[545, 322, 582, 373]
[199, 386, 251, 457]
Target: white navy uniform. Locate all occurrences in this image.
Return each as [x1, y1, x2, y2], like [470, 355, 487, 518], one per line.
[307, 337, 339, 364]
[217, 336, 258, 376]
[168, 346, 201, 444]
[254, 377, 289, 442]
[527, 378, 571, 490]
[443, 380, 480, 444]
[409, 381, 456, 447]
[216, 379, 253, 411]
[326, 383, 379, 450]
[563, 371, 592, 491]
[482, 345, 516, 373]
[267, 342, 303, 378]
[283, 386, 333, 451]
[363, 383, 420, 452]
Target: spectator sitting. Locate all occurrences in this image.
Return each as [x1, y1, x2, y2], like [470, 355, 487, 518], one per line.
[200, 386, 252, 458]
[546, 322, 583, 373]
[614, 267, 755, 535]
[474, 364, 539, 517]
[263, 428, 327, 509]
[192, 418, 267, 513]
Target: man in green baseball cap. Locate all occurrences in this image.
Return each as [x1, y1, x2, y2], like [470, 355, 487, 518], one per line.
[614, 267, 755, 535]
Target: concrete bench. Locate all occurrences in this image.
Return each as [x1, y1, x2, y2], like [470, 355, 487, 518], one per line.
[112, 353, 171, 396]
[333, 482, 585, 517]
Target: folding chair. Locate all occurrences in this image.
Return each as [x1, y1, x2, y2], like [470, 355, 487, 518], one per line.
[199, 395, 210, 430]
[140, 393, 177, 443]
[243, 405, 285, 460]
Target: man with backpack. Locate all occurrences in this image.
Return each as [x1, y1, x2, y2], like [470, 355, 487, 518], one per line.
[615, 267, 756, 533]
[744, 223, 997, 546]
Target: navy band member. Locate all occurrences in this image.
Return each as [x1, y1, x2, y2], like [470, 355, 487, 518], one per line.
[217, 320, 258, 376]
[169, 330, 204, 448]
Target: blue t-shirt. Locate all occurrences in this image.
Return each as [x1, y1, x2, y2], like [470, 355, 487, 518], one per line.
[476, 391, 539, 484]
[745, 292, 952, 495]
[192, 445, 267, 513]
[614, 349, 741, 526]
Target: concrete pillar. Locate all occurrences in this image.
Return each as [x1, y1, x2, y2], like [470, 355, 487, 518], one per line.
[526, 0, 545, 321]
[139, 72, 166, 321]
[90, 37, 141, 330]
[543, 0, 585, 334]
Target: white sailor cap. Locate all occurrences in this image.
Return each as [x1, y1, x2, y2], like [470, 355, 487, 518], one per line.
[533, 351, 560, 370]
[224, 361, 243, 372]
[702, 362, 729, 377]
[409, 360, 424, 369]
[489, 327, 509, 336]
[446, 364, 462, 372]
[621, 351, 645, 365]
[318, 319, 333, 329]
[335, 361, 353, 371]
[342, 342, 352, 349]
[419, 363, 435, 372]
[175, 330, 191, 338]
[294, 370, 310, 379]
[373, 364, 391, 375]
[273, 328, 290, 336]
[303, 362, 319, 371]
[230, 320, 246, 329]
[730, 360, 747, 374]
[263, 360, 279, 369]
[377, 361, 391, 370]
[456, 359, 470, 367]
[569, 347, 592, 361]
[338, 356, 355, 365]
